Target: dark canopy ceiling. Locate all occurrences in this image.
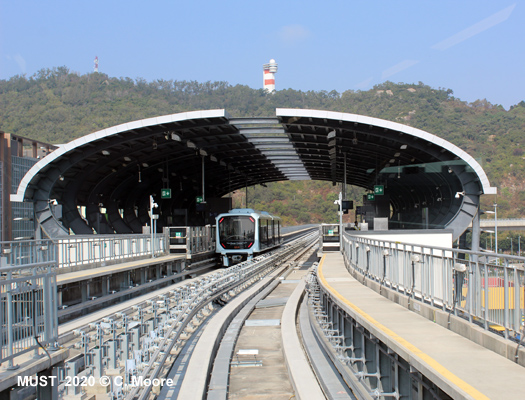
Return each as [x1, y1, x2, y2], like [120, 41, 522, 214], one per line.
[13, 109, 496, 240]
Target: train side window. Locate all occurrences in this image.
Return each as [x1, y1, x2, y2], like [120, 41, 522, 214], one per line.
[260, 222, 268, 247]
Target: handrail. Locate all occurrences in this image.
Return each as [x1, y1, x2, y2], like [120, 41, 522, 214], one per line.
[55, 233, 166, 268]
[342, 231, 525, 340]
[1, 227, 218, 269]
[0, 260, 58, 366]
[0, 233, 169, 268]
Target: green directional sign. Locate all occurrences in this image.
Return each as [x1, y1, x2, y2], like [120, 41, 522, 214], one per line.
[161, 188, 172, 199]
[374, 185, 384, 195]
[367, 193, 375, 201]
[196, 196, 203, 204]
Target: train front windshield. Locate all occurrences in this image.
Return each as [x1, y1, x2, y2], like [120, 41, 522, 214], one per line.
[218, 216, 255, 249]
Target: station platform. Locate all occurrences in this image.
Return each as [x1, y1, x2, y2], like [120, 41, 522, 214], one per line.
[56, 253, 185, 285]
[56, 254, 189, 320]
[317, 253, 524, 400]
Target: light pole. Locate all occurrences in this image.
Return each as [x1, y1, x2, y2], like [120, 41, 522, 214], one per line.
[485, 204, 498, 254]
[494, 203, 498, 254]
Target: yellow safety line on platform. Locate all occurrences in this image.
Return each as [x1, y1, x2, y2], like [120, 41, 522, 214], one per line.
[317, 255, 489, 400]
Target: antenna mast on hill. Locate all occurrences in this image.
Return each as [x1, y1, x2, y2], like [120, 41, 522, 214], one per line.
[94, 56, 99, 73]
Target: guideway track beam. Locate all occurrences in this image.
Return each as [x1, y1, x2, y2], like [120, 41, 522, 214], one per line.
[177, 232, 318, 399]
[206, 234, 320, 399]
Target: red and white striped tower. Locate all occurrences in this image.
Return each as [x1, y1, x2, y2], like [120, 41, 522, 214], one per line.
[263, 59, 278, 92]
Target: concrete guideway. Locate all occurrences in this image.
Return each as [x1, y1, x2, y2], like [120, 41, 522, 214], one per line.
[226, 249, 353, 400]
[176, 272, 282, 399]
[299, 300, 362, 400]
[280, 276, 325, 399]
[213, 271, 301, 399]
[317, 252, 525, 400]
[177, 240, 316, 398]
[472, 217, 525, 231]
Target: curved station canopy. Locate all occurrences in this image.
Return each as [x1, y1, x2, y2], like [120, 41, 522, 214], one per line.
[13, 109, 496, 240]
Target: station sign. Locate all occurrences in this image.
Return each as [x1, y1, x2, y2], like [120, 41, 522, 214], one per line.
[367, 193, 375, 201]
[374, 185, 384, 195]
[161, 188, 171, 199]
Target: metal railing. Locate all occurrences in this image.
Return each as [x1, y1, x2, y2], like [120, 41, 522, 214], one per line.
[187, 225, 215, 255]
[342, 231, 525, 340]
[1, 234, 167, 269]
[1, 239, 56, 267]
[1, 226, 217, 270]
[55, 233, 166, 268]
[0, 260, 58, 366]
[166, 226, 216, 258]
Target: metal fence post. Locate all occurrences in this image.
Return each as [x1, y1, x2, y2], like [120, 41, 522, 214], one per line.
[6, 271, 17, 369]
[504, 262, 510, 339]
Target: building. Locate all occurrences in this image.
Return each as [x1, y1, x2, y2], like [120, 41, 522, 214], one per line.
[0, 131, 56, 241]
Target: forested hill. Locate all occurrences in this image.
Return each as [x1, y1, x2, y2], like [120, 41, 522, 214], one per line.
[1, 67, 525, 221]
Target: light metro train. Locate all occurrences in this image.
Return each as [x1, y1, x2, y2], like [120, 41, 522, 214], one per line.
[216, 208, 282, 267]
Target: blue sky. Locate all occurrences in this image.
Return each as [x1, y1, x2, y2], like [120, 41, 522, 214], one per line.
[1, 1, 522, 108]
